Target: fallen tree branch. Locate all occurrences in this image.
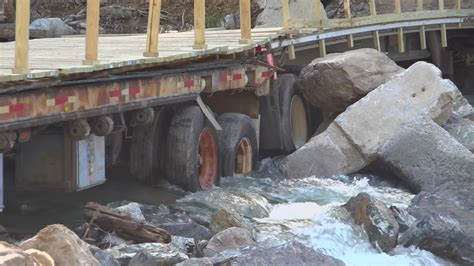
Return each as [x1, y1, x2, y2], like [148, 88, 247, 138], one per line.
[83, 202, 171, 244]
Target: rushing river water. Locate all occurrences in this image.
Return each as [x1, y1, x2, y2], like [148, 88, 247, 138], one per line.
[222, 175, 449, 266]
[174, 158, 452, 266]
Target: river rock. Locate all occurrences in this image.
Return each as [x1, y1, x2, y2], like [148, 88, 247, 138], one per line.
[389, 206, 416, 233]
[128, 251, 155, 266]
[176, 188, 270, 219]
[401, 183, 474, 264]
[93, 249, 120, 266]
[177, 257, 213, 266]
[30, 18, 75, 37]
[0, 242, 36, 266]
[228, 242, 345, 266]
[379, 117, 474, 193]
[157, 222, 213, 241]
[257, 0, 327, 27]
[20, 224, 99, 266]
[108, 243, 188, 265]
[24, 249, 55, 266]
[343, 193, 399, 252]
[170, 236, 195, 255]
[444, 117, 474, 152]
[281, 62, 458, 179]
[116, 202, 146, 222]
[203, 227, 255, 257]
[209, 209, 249, 234]
[298, 48, 403, 112]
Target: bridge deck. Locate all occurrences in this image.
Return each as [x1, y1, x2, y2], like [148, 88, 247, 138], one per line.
[0, 28, 283, 84]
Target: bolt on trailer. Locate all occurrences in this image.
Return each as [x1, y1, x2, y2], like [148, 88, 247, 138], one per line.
[0, 0, 473, 210]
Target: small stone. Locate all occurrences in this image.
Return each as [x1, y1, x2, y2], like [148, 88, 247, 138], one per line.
[203, 227, 255, 257]
[93, 250, 120, 266]
[128, 251, 155, 266]
[116, 202, 145, 222]
[343, 193, 399, 252]
[176, 257, 213, 266]
[209, 209, 248, 234]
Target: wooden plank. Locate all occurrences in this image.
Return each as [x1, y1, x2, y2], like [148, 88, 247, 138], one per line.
[319, 39, 326, 57]
[343, 0, 354, 48]
[239, 0, 252, 44]
[313, 0, 322, 27]
[143, 0, 161, 57]
[420, 25, 427, 50]
[13, 0, 30, 74]
[369, 0, 380, 51]
[440, 23, 447, 47]
[455, 0, 461, 10]
[193, 0, 207, 49]
[282, 0, 291, 29]
[83, 0, 101, 65]
[417, 0, 424, 11]
[394, 0, 404, 53]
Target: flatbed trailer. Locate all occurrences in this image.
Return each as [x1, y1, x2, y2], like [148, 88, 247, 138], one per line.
[0, 0, 473, 211]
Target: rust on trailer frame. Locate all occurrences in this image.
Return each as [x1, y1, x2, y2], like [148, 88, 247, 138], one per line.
[0, 64, 270, 131]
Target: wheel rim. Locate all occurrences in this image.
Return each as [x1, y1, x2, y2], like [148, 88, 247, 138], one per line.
[198, 128, 218, 190]
[290, 95, 308, 149]
[235, 137, 253, 174]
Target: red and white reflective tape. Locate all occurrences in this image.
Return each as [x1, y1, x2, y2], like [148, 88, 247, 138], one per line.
[266, 53, 277, 80]
[46, 95, 77, 107]
[0, 103, 25, 114]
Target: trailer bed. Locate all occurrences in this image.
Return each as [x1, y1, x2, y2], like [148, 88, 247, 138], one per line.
[0, 27, 283, 84]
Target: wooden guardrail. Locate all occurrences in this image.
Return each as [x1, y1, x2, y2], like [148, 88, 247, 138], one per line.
[10, 0, 474, 74]
[12, 0, 255, 74]
[281, 0, 474, 57]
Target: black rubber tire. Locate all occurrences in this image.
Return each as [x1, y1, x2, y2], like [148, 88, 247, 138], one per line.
[166, 106, 220, 192]
[218, 113, 258, 177]
[278, 74, 310, 153]
[130, 107, 174, 183]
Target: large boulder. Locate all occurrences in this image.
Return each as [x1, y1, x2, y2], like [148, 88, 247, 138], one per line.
[281, 62, 458, 178]
[401, 183, 474, 264]
[30, 18, 75, 37]
[0, 242, 36, 266]
[443, 117, 474, 152]
[298, 48, 403, 112]
[203, 227, 255, 257]
[379, 117, 474, 193]
[257, 0, 327, 27]
[107, 243, 188, 265]
[20, 224, 99, 266]
[228, 242, 345, 266]
[343, 193, 399, 252]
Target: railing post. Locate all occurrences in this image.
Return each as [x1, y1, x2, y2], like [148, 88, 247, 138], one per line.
[455, 0, 461, 10]
[144, 0, 161, 57]
[314, 0, 326, 57]
[369, 0, 380, 51]
[193, 0, 207, 49]
[416, 0, 423, 11]
[394, 0, 404, 53]
[281, 0, 291, 29]
[13, 0, 30, 74]
[438, 0, 447, 47]
[239, 0, 252, 44]
[416, 0, 426, 50]
[343, 0, 354, 48]
[83, 0, 101, 65]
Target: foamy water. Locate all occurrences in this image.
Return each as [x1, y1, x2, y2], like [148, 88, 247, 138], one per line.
[218, 175, 452, 266]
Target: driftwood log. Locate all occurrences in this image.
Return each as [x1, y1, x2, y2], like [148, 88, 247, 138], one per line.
[83, 202, 171, 244]
[0, 23, 48, 41]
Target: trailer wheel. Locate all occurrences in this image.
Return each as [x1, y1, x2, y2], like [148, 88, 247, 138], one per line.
[279, 74, 309, 152]
[218, 113, 258, 177]
[167, 106, 219, 192]
[130, 107, 173, 183]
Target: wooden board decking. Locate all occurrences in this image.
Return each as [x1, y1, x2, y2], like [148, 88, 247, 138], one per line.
[0, 27, 283, 83]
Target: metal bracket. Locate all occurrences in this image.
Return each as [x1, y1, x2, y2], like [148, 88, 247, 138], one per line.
[196, 96, 222, 131]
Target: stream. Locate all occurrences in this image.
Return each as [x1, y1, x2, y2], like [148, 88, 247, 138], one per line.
[172, 159, 452, 266]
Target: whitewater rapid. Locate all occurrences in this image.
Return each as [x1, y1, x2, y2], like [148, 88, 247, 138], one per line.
[218, 174, 452, 266]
